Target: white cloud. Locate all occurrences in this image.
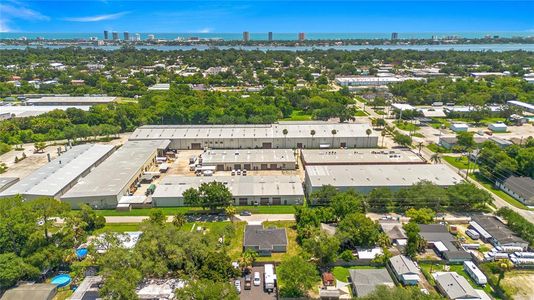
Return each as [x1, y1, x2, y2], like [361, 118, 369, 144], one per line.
[0, 4, 50, 21]
[0, 3, 49, 32]
[64, 11, 129, 22]
[197, 28, 213, 33]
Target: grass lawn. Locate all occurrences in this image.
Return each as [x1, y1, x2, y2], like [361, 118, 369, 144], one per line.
[94, 222, 143, 233]
[427, 143, 451, 153]
[116, 97, 138, 104]
[280, 110, 313, 121]
[95, 205, 297, 216]
[443, 156, 479, 170]
[332, 265, 382, 283]
[469, 173, 530, 210]
[396, 121, 420, 132]
[419, 263, 500, 299]
[258, 221, 301, 262]
[355, 110, 368, 116]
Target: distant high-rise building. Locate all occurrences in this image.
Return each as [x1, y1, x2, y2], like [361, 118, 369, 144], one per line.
[243, 31, 250, 42]
[298, 32, 305, 41]
[391, 32, 399, 40]
[112, 31, 119, 40]
[104, 30, 109, 40]
[123, 32, 130, 41]
[147, 34, 155, 41]
[268, 32, 273, 41]
[135, 33, 141, 41]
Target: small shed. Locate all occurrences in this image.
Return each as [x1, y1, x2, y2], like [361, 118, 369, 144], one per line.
[322, 272, 335, 286]
[450, 123, 469, 132]
[488, 123, 507, 132]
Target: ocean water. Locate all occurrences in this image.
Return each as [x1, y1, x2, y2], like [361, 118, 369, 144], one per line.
[1, 32, 533, 41]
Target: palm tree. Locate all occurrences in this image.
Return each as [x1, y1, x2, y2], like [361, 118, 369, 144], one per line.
[310, 129, 316, 148]
[225, 205, 237, 223]
[430, 153, 442, 164]
[172, 213, 187, 228]
[365, 128, 372, 148]
[417, 142, 424, 155]
[331, 129, 337, 148]
[240, 249, 258, 273]
[282, 128, 288, 148]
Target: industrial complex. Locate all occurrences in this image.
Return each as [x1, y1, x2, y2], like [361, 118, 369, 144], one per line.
[304, 164, 464, 195]
[152, 175, 304, 206]
[128, 122, 379, 149]
[200, 149, 296, 171]
[301, 148, 425, 165]
[0, 144, 114, 200]
[60, 140, 170, 209]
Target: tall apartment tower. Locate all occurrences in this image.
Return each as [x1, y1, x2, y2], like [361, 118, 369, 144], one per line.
[135, 33, 141, 41]
[103, 30, 109, 40]
[243, 31, 250, 42]
[123, 32, 130, 41]
[298, 32, 305, 41]
[268, 32, 273, 41]
[112, 31, 119, 40]
[391, 32, 399, 40]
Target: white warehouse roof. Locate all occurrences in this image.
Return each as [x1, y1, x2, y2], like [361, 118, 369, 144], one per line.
[129, 122, 378, 140]
[201, 149, 295, 165]
[301, 149, 425, 165]
[26, 96, 116, 105]
[0, 144, 114, 199]
[153, 175, 304, 199]
[61, 140, 169, 199]
[306, 164, 464, 189]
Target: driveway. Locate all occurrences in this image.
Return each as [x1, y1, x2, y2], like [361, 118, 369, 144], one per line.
[238, 266, 277, 300]
[234, 214, 295, 224]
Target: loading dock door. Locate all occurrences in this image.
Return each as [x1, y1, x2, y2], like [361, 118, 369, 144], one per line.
[260, 198, 270, 205]
[239, 198, 248, 205]
[216, 165, 224, 171]
[272, 198, 281, 205]
[191, 143, 202, 149]
[261, 164, 268, 170]
[270, 164, 277, 170]
[262, 142, 272, 149]
[244, 164, 251, 170]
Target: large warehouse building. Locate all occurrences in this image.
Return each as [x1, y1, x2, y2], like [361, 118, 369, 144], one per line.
[304, 164, 463, 195]
[301, 149, 425, 166]
[128, 122, 378, 149]
[152, 175, 304, 206]
[200, 149, 297, 171]
[0, 144, 114, 200]
[25, 96, 117, 106]
[61, 140, 170, 209]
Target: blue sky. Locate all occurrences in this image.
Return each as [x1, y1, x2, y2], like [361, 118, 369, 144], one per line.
[1, 0, 533, 33]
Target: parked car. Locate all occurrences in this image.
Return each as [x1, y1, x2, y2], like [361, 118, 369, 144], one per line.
[244, 275, 252, 290]
[253, 272, 261, 286]
[240, 211, 252, 216]
[234, 279, 241, 293]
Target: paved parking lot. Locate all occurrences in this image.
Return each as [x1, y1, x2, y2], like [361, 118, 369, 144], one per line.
[237, 266, 277, 300]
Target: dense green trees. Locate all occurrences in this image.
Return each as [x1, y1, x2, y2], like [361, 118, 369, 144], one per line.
[277, 255, 318, 297]
[477, 138, 534, 182]
[360, 285, 445, 300]
[336, 213, 381, 248]
[403, 222, 426, 259]
[183, 181, 233, 212]
[175, 280, 239, 300]
[496, 207, 534, 247]
[0, 197, 105, 290]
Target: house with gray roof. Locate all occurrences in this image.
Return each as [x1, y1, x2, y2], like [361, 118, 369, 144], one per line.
[419, 224, 471, 263]
[348, 268, 395, 297]
[496, 176, 534, 206]
[243, 225, 287, 256]
[434, 272, 480, 299]
[470, 215, 528, 250]
[388, 255, 420, 285]
[1, 283, 57, 300]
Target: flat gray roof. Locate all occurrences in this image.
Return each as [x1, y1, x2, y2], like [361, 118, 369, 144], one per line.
[129, 122, 378, 140]
[306, 164, 464, 188]
[26, 96, 116, 104]
[0, 144, 114, 198]
[201, 149, 295, 165]
[153, 175, 304, 198]
[61, 140, 169, 198]
[301, 149, 425, 165]
[389, 255, 419, 275]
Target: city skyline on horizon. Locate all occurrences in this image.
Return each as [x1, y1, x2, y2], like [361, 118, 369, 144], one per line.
[1, 1, 533, 34]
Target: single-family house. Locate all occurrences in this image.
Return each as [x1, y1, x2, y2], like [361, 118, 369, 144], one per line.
[434, 272, 480, 299]
[469, 215, 528, 250]
[243, 225, 288, 256]
[496, 176, 534, 206]
[388, 255, 420, 285]
[348, 269, 395, 297]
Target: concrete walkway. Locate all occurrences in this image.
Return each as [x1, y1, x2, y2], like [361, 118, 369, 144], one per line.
[232, 214, 295, 224]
